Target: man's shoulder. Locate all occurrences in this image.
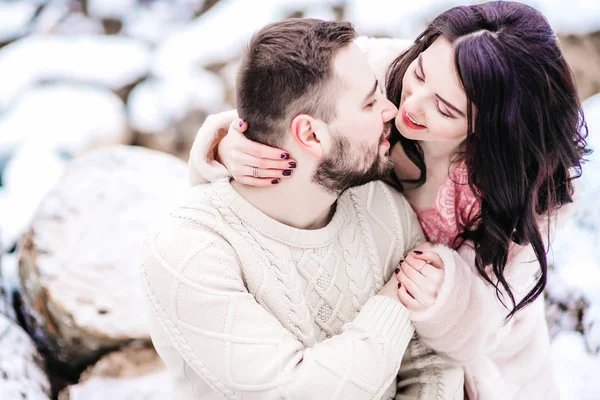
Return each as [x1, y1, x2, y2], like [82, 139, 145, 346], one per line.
[143, 182, 232, 253]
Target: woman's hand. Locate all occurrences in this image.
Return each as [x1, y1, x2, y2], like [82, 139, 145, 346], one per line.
[395, 247, 445, 312]
[218, 118, 297, 186]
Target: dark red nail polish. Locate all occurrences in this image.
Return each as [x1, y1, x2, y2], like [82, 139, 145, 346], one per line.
[394, 268, 400, 274]
[283, 170, 292, 176]
[239, 119, 245, 127]
[413, 250, 423, 255]
[281, 153, 290, 159]
[399, 258, 404, 263]
[288, 162, 297, 168]
[271, 179, 279, 184]
[398, 282, 402, 288]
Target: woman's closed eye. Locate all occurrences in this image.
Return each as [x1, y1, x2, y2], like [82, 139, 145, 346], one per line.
[413, 69, 454, 119]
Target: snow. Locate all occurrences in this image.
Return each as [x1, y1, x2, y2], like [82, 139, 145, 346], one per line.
[122, 1, 196, 45]
[0, 35, 151, 110]
[0, 145, 66, 252]
[87, 0, 138, 20]
[0, 84, 128, 156]
[552, 331, 600, 399]
[346, 0, 600, 38]
[0, 1, 38, 43]
[152, 0, 343, 78]
[128, 70, 225, 135]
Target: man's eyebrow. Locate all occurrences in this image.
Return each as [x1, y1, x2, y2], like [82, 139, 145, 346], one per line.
[420, 54, 466, 117]
[363, 78, 378, 103]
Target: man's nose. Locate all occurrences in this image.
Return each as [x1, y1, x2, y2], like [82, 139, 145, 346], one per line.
[382, 99, 398, 123]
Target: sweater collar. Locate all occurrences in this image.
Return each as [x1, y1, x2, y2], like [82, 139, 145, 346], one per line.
[211, 178, 349, 247]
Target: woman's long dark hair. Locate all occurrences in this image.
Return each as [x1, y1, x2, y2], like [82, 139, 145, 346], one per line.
[386, 1, 590, 319]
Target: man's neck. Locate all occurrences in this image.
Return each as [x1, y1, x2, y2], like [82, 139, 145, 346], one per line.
[231, 170, 339, 230]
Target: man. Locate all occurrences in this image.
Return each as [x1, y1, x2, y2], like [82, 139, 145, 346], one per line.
[140, 19, 463, 399]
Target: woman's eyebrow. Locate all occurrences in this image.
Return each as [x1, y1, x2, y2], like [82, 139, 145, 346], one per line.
[419, 54, 465, 117]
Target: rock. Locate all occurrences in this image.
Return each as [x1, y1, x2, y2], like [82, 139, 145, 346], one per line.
[58, 345, 171, 400]
[0, 313, 51, 399]
[17, 146, 188, 371]
[0, 35, 151, 110]
[559, 32, 600, 101]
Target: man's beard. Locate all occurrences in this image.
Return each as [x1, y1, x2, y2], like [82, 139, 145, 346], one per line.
[312, 123, 394, 195]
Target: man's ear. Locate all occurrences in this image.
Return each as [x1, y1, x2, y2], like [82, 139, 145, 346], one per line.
[290, 114, 329, 158]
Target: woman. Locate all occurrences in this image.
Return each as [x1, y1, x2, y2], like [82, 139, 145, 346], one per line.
[187, 2, 589, 398]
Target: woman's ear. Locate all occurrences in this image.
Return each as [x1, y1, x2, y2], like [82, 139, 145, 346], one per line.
[290, 114, 330, 158]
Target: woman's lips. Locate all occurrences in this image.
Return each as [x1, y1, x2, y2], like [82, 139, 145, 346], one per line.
[402, 109, 426, 130]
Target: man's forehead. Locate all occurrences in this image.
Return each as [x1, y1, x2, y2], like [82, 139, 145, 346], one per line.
[333, 43, 375, 91]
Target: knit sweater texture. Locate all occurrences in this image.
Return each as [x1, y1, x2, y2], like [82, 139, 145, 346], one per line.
[141, 178, 464, 399]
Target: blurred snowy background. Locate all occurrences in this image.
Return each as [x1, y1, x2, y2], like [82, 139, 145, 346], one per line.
[0, 0, 598, 399]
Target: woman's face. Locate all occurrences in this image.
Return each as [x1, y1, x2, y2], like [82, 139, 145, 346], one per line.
[396, 36, 470, 143]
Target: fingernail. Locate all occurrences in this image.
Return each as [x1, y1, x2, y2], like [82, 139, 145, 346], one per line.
[413, 250, 423, 255]
[271, 179, 279, 184]
[281, 153, 290, 159]
[239, 119, 245, 127]
[399, 258, 404, 263]
[282, 170, 292, 176]
[394, 268, 400, 274]
[288, 162, 297, 168]
[398, 282, 402, 288]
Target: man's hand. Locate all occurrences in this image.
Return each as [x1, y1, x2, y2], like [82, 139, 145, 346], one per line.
[395, 248, 445, 312]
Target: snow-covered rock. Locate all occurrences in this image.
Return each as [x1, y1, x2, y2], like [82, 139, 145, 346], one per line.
[17, 146, 187, 369]
[0, 252, 18, 321]
[152, 0, 343, 78]
[552, 331, 600, 399]
[87, 0, 138, 21]
[0, 313, 51, 399]
[128, 71, 225, 134]
[0, 1, 38, 43]
[58, 345, 171, 400]
[128, 71, 225, 157]
[0, 35, 151, 110]
[0, 83, 129, 157]
[122, 1, 197, 45]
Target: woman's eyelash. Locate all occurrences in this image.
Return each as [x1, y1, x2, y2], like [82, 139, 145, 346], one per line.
[436, 101, 452, 118]
[413, 68, 452, 119]
[366, 99, 377, 108]
[413, 69, 424, 82]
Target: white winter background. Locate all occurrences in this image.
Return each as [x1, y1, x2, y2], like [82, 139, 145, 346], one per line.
[0, 0, 598, 399]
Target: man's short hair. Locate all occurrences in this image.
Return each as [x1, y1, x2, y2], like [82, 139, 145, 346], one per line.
[236, 19, 357, 147]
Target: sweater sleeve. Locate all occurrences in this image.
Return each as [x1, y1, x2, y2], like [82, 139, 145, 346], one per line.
[408, 242, 542, 364]
[188, 109, 238, 186]
[141, 227, 415, 399]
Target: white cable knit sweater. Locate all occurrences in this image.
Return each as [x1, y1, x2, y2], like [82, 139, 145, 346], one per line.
[141, 178, 464, 399]
[184, 37, 560, 400]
